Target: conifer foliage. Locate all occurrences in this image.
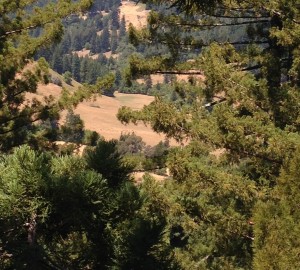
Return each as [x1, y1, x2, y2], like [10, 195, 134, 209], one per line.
[1, 0, 300, 268]
[118, 0, 300, 268]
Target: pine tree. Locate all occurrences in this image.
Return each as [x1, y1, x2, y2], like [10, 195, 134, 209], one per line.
[253, 147, 300, 269]
[59, 110, 84, 143]
[117, 0, 300, 268]
[51, 46, 63, 73]
[111, 7, 120, 30]
[0, 145, 136, 268]
[119, 15, 127, 39]
[62, 54, 72, 73]
[100, 27, 111, 52]
[110, 29, 119, 54]
[71, 54, 81, 82]
[80, 56, 89, 82]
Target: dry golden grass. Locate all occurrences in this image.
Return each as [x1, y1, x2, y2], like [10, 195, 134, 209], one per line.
[35, 71, 169, 146]
[132, 172, 168, 184]
[73, 49, 100, 60]
[74, 49, 118, 60]
[72, 92, 168, 146]
[120, 0, 149, 30]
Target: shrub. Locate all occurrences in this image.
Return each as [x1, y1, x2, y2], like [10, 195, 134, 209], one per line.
[83, 130, 102, 146]
[51, 75, 62, 86]
[63, 71, 72, 85]
[117, 132, 146, 156]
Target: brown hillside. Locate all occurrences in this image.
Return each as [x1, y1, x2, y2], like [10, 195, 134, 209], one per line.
[72, 92, 168, 146]
[35, 72, 169, 146]
[120, 0, 149, 30]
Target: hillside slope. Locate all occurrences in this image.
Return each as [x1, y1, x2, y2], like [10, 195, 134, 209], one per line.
[35, 70, 168, 146]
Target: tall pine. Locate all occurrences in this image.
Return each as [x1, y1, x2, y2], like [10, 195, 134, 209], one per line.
[118, 0, 300, 268]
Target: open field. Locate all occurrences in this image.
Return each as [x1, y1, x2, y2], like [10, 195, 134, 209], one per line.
[72, 92, 169, 146]
[36, 74, 170, 146]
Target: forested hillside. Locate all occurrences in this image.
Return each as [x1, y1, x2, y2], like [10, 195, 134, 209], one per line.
[35, 0, 199, 96]
[1, 0, 300, 269]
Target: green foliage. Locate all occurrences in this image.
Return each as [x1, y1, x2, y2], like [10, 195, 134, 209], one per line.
[50, 74, 62, 86]
[143, 140, 170, 170]
[0, 146, 108, 268]
[84, 139, 134, 188]
[117, 0, 300, 268]
[0, 144, 153, 269]
[253, 147, 300, 269]
[63, 71, 73, 85]
[2, 0, 300, 268]
[83, 129, 102, 146]
[109, 174, 179, 270]
[59, 110, 84, 143]
[117, 132, 146, 155]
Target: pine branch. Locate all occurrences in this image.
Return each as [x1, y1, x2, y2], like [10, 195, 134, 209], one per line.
[154, 70, 203, 75]
[0, 103, 56, 134]
[209, 14, 270, 19]
[228, 145, 283, 164]
[0, 117, 41, 136]
[269, 9, 300, 24]
[1, 89, 29, 107]
[158, 39, 269, 48]
[170, 19, 270, 28]
[241, 64, 262, 71]
[203, 97, 227, 108]
[0, 21, 52, 39]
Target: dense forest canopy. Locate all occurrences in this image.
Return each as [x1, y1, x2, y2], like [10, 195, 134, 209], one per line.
[1, 0, 300, 269]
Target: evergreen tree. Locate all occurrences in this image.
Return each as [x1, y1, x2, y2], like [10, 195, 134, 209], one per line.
[100, 27, 111, 52]
[62, 54, 72, 73]
[72, 34, 82, 51]
[0, 145, 142, 268]
[111, 7, 120, 30]
[84, 139, 133, 188]
[253, 147, 300, 269]
[115, 69, 123, 88]
[119, 15, 127, 39]
[59, 110, 84, 143]
[111, 29, 119, 54]
[63, 71, 73, 85]
[118, 0, 300, 268]
[144, 74, 153, 91]
[51, 46, 64, 73]
[80, 56, 89, 82]
[71, 54, 81, 82]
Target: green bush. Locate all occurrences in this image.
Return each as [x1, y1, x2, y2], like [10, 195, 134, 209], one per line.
[83, 130, 102, 146]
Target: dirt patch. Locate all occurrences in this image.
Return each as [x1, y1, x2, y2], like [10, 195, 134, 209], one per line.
[210, 148, 226, 158]
[132, 172, 167, 183]
[103, 51, 119, 59]
[120, 0, 150, 29]
[74, 49, 90, 57]
[73, 49, 99, 60]
[137, 73, 205, 86]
